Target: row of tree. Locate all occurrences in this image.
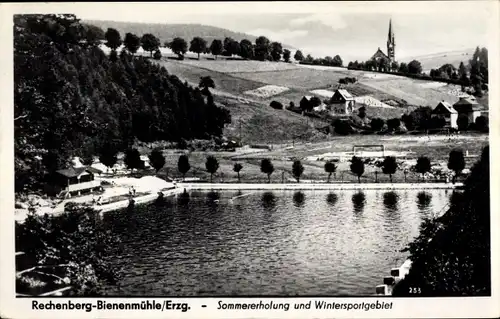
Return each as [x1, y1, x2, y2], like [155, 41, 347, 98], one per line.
[14, 14, 231, 192]
[107, 148, 466, 184]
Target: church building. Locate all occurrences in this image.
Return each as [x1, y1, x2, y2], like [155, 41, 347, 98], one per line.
[370, 19, 396, 64]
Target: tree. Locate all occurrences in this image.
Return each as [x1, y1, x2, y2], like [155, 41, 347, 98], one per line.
[124, 148, 142, 173]
[309, 96, 322, 109]
[294, 50, 304, 62]
[292, 160, 304, 182]
[189, 37, 207, 60]
[82, 24, 105, 46]
[324, 161, 337, 182]
[233, 163, 243, 182]
[382, 156, 397, 183]
[153, 49, 162, 60]
[457, 114, 469, 131]
[123, 32, 140, 55]
[205, 155, 219, 183]
[387, 118, 401, 131]
[393, 146, 489, 296]
[209, 39, 223, 60]
[16, 207, 121, 296]
[300, 96, 311, 112]
[332, 55, 343, 67]
[239, 39, 253, 59]
[148, 148, 165, 173]
[408, 60, 423, 74]
[104, 28, 122, 51]
[260, 158, 274, 183]
[391, 61, 399, 72]
[370, 118, 385, 131]
[475, 115, 489, 133]
[140, 33, 160, 57]
[254, 36, 270, 61]
[177, 155, 190, 181]
[283, 49, 291, 62]
[270, 42, 283, 61]
[98, 147, 118, 173]
[399, 62, 409, 73]
[415, 156, 432, 181]
[350, 156, 365, 183]
[199, 76, 215, 95]
[448, 149, 465, 184]
[377, 57, 389, 72]
[170, 37, 188, 59]
[458, 61, 467, 78]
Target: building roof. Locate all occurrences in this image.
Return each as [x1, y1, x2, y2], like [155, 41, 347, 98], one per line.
[336, 89, 354, 100]
[432, 101, 457, 114]
[55, 167, 91, 178]
[453, 97, 483, 112]
[371, 48, 389, 60]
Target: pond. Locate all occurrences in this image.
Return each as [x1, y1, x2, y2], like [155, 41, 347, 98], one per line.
[101, 189, 452, 296]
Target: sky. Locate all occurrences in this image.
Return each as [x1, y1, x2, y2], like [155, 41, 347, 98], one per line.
[10, 1, 495, 62]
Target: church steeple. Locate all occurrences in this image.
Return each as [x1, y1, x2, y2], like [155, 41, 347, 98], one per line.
[387, 19, 396, 63]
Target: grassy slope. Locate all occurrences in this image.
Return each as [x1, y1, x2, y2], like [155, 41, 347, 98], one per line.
[400, 48, 476, 71]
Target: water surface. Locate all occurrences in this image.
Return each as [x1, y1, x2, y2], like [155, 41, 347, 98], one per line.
[102, 189, 451, 296]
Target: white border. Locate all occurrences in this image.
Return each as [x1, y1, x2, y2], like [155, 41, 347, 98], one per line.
[1, 2, 499, 318]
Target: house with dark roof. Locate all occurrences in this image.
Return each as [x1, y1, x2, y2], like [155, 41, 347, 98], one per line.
[329, 89, 355, 115]
[431, 101, 458, 128]
[52, 167, 102, 198]
[452, 97, 484, 125]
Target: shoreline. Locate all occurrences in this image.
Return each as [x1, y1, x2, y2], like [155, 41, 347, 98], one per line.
[179, 182, 463, 191]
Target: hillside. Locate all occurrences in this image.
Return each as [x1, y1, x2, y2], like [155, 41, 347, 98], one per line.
[14, 14, 230, 191]
[85, 19, 294, 48]
[401, 48, 476, 72]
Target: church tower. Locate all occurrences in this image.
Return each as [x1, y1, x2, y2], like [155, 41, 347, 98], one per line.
[387, 19, 396, 63]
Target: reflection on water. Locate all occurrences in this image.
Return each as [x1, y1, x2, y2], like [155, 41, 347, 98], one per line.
[417, 192, 432, 210]
[352, 192, 366, 213]
[261, 192, 277, 210]
[383, 191, 399, 212]
[326, 193, 338, 206]
[293, 191, 305, 207]
[102, 189, 450, 296]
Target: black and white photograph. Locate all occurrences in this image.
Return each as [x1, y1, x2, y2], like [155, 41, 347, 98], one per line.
[1, 1, 498, 317]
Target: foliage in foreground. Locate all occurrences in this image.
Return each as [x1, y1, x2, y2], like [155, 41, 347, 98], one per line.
[393, 146, 490, 296]
[16, 206, 122, 296]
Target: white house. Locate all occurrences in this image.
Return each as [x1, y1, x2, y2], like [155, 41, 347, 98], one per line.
[329, 89, 355, 115]
[431, 101, 458, 128]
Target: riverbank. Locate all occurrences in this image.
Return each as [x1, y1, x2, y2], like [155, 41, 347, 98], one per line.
[179, 182, 463, 191]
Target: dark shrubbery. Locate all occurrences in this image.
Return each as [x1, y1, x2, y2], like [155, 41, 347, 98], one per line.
[270, 101, 283, 110]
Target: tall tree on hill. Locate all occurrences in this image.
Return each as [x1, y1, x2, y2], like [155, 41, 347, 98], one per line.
[292, 160, 304, 183]
[98, 146, 118, 173]
[283, 49, 291, 63]
[148, 148, 165, 174]
[254, 36, 270, 61]
[260, 159, 274, 183]
[124, 32, 140, 55]
[324, 161, 337, 182]
[399, 62, 409, 73]
[209, 39, 223, 60]
[170, 37, 188, 59]
[408, 60, 423, 74]
[141, 33, 160, 57]
[82, 24, 105, 46]
[332, 55, 343, 67]
[239, 39, 253, 59]
[294, 50, 304, 62]
[305, 54, 314, 63]
[448, 149, 465, 184]
[178, 155, 190, 181]
[458, 61, 468, 78]
[190, 37, 207, 60]
[104, 28, 122, 51]
[270, 42, 283, 61]
[382, 156, 398, 183]
[350, 156, 365, 183]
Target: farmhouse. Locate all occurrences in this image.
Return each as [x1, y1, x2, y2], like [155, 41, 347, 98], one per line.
[51, 167, 102, 198]
[329, 89, 355, 115]
[431, 101, 458, 128]
[452, 97, 483, 124]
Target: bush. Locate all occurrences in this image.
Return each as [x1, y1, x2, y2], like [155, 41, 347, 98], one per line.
[333, 119, 352, 135]
[475, 115, 489, 133]
[370, 118, 385, 132]
[270, 100, 283, 110]
[153, 49, 162, 60]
